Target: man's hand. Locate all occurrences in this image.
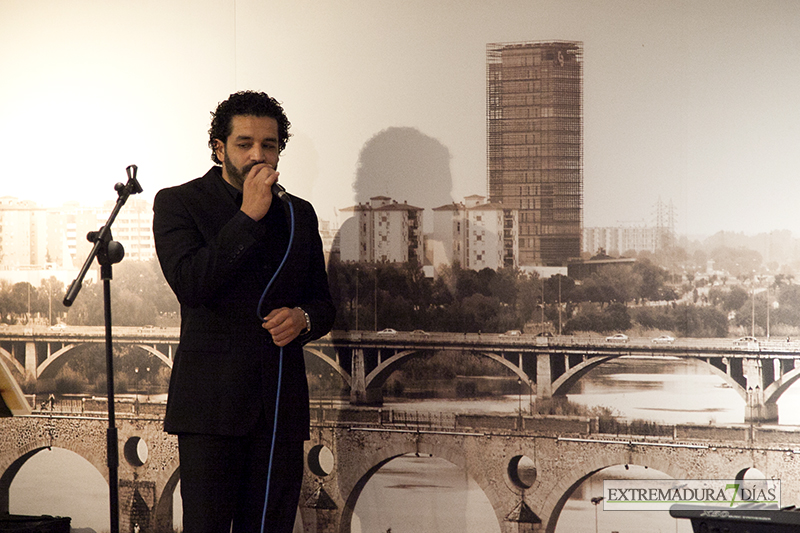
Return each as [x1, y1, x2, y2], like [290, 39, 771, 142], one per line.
[262, 307, 307, 347]
[241, 163, 279, 221]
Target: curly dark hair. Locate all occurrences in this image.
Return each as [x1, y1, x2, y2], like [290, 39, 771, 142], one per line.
[208, 90, 292, 164]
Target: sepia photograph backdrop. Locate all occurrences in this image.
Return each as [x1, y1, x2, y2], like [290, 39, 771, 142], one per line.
[1, 1, 799, 532]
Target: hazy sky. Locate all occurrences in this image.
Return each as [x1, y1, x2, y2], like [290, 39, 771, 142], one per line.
[2, 0, 798, 237]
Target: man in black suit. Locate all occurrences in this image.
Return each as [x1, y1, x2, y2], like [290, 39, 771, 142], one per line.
[153, 91, 335, 533]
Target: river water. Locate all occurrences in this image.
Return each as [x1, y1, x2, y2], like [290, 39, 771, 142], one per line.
[10, 356, 800, 532]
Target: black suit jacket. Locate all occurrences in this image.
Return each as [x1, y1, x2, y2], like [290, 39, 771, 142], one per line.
[153, 167, 335, 439]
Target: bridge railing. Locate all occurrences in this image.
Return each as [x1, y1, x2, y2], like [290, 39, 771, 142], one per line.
[18, 399, 782, 445]
[25, 396, 169, 418]
[384, 409, 457, 429]
[29, 396, 86, 415]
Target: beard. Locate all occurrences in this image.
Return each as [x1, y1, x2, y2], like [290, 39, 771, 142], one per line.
[222, 152, 252, 190]
[222, 152, 279, 190]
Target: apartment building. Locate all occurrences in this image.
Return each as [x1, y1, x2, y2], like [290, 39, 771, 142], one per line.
[338, 196, 423, 264]
[432, 195, 518, 271]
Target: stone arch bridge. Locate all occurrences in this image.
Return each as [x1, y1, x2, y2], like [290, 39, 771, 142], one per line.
[3, 405, 800, 533]
[3, 327, 800, 423]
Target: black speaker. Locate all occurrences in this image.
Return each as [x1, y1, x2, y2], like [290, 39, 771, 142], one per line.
[0, 514, 71, 533]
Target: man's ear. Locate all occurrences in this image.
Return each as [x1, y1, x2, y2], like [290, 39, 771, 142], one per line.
[213, 139, 225, 162]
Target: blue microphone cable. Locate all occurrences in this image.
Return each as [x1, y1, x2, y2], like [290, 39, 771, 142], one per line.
[256, 188, 295, 533]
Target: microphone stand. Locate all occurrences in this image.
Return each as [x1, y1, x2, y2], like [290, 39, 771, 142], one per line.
[63, 165, 142, 533]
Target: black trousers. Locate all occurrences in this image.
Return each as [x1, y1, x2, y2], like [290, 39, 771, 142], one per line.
[178, 426, 304, 533]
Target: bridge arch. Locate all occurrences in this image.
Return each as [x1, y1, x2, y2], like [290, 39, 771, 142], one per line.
[551, 354, 747, 400]
[152, 465, 181, 532]
[537, 442, 788, 533]
[764, 364, 800, 405]
[0, 448, 39, 513]
[0, 444, 109, 516]
[363, 349, 533, 395]
[37, 343, 174, 382]
[0, 348, 24, 377]
[37, 344, 82, 381]
[1, 431, 108, 484]
[551, 355, 619, 396]
[540, 452, 689, 533]
[360, 348, 752, 407]
[339, 453, 404, 533]
[476, 351, 533, 383]
[335, 437, 505, 533]
[134, 345, 173, 370]
[303, 347, 351, 388]
[698, 358, 747, 401]
[364, 349, 423, 392]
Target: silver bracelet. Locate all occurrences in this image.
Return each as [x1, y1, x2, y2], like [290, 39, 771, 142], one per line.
[296, 307, 311, 333]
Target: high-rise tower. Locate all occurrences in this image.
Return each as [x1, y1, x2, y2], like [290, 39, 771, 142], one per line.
[487, 40, 583, 266]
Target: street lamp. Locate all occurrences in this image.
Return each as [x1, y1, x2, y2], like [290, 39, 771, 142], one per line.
[47, 280, 53, 326]
[767, 284, 770, 339]
[134, 367, 150, 402]
[529, 379, 533, 415]
[558, 275, 562, 335]
[751, 272, 756, 337]
[541, 277, 545, 331]
[355, 266, 359, 330]
[590, 496, 604, 533]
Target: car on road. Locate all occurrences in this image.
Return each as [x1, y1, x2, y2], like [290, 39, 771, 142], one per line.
[501, 330, 522, 337]
[411, 329, 429, 336]
[733, 336, 759, 350]
[652, 334, 675, 344]
[377, 328, 398, 336]
[49, 323, 67, 330]
[605, 333, 629, 343]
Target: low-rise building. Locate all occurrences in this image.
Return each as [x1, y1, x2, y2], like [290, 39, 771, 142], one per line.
[431, 195, 518, 271]
[338, 196, 423, 264]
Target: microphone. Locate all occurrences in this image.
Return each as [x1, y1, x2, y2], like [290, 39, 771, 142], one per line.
[272, 182, 289, 203]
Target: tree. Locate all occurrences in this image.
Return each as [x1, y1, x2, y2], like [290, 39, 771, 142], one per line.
[707, 286, 727, 307]
[8, 282, 34, 317]
[563, 302, 630, 334]
[38, 277, 68, 324]
[631, 306, 675, 331]
[516, 273, 544, 325]
[776, 285, 800, 323]
[326, 256, 358, 330]
[573, 266, 641, 306]
[65, 279, 104, 325]
[673, 305, 728, 337]
[632, 259, 670, 301]
[605, 302, 631, 331]
[457, 293, 501, 332]
[64, 258, 178, 326]
[487, 267, 519, 305]
[722, 286, 749, 313]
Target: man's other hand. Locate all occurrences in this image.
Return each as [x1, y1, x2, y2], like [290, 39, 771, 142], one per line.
[262, 307, 306, 347]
